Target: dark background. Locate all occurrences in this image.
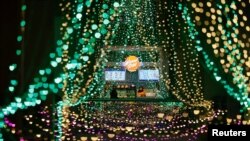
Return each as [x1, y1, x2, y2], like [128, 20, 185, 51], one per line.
[0, 0, 57, 105]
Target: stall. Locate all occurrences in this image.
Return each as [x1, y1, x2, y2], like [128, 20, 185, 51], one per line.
[96, 46, 170, 100]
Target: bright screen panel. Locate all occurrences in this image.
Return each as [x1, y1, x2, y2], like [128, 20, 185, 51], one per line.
[139, 69, 159, 81]
[105, 70, 126, 81]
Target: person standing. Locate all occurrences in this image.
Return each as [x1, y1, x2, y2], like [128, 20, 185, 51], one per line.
[137, 86, 146, 97]
[110, 85, 118, 99]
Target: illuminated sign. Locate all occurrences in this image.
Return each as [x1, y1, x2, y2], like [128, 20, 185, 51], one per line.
[124, 56, 141, 72]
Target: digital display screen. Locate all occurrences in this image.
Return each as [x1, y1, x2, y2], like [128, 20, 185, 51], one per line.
[139, 69, 159, 81]
[105, 70, 126, 81]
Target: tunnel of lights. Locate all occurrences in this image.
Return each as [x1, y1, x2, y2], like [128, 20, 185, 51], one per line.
[0, 0, 250, 140]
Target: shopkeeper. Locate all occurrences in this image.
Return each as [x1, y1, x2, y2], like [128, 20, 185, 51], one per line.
[137, 86, 146, 97]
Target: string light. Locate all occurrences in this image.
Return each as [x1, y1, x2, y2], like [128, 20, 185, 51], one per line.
[180, 0, 250, 111]
[1, 0, 249, 140]
[7, 0, 27, 94]
[0, 0, 28, 139]
[154, 1, 212, 108]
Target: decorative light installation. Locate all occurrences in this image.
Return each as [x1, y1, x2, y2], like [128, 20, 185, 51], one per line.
[0, 0, 64, 138]
[0, 0, 211, 139]
[54, 0, 121, 106]
[2, 0, 250, 140]
[59, 102, 212, 140]
[0, 0, 27, 139]
[179, 0, 250, 111]
[4, 104, 250, 140]
[7, 0, 27, 95]
[56, 0, 214, 140]
[154, 1, 212, 108]
[55, 0, 121, 140]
